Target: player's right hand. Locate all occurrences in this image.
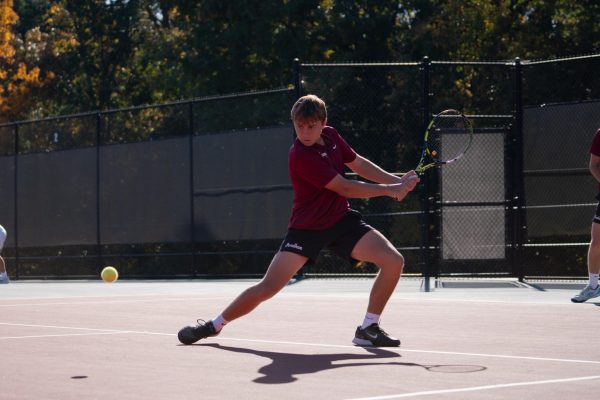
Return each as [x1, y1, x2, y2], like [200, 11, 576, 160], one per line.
[388, 170, 419, 201]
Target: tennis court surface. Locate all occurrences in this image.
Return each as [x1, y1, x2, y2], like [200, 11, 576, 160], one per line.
[1, 278, 599, 399]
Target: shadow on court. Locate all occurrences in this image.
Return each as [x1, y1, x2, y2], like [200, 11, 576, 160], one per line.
[192, 343, 487, 384]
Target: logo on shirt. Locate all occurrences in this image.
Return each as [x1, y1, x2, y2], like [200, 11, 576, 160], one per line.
[284, 242, 303, 251]
[319, 152, 328, 158]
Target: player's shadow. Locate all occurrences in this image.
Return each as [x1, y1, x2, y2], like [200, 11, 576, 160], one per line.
[197, 343, 486, 384]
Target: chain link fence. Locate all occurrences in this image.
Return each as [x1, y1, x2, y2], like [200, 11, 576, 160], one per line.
[0, 88, 295, 279]
[0, 54, 599, 280]
[520, 55, 600, 277]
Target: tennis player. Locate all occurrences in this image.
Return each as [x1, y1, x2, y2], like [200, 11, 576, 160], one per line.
[178, 94, 419, 347]
[571, 128, 600, 302]
[0, 224, 8, 284]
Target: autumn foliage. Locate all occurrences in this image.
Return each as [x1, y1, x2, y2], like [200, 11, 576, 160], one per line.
[0, 0, 45, 122]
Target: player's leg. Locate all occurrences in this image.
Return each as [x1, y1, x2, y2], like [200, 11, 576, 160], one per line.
[0, 256, 7, 284]
[351, 229, 404, 315]
[0, 225, 8, 284]
[572, 221, 600, 303]
[220, 251, 308, 321]
[588, 221, 600, 277]
[350, 229, 404, 346]
[178, 251, 308, 344]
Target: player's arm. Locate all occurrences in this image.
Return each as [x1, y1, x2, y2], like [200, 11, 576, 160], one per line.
[346, 154, 419, 190]
[590, 153, 600, 183]
[346, 154, 402, 184]
[324, 173, 418, 202]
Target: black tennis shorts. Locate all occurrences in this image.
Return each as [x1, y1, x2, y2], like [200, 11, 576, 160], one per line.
[279, 209, 373, 262]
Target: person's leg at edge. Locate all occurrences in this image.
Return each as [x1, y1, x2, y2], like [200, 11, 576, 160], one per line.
[571, 222, 600, 303]
[0, 255, 7, 282]
[587, 222, 600, 288]
[0, 225, 7, 283]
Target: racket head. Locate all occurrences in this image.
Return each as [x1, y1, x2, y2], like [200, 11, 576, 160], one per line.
[416, 109, 473, 173]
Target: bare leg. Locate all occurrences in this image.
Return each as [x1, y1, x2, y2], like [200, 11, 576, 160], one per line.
[221, 251, 308, 322]
[588, 223, 600, 275]
[571, 222, 600, 302]
[0, 224, 6, 275]
[351, 230, 404, 314]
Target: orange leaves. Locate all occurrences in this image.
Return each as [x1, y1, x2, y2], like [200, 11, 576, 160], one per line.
[0, 0, 17, 61]
[0, 0, 49, 121]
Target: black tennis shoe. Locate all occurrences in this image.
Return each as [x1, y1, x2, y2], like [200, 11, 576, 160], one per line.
[178, 319, 219, 345]
[352, 323, 401, 347]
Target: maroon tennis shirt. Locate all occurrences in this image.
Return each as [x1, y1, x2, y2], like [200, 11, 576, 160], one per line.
[288, 126, 357, 230]
[590, 129, 600, 191]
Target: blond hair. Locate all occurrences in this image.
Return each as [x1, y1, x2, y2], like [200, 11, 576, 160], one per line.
[290, 94, 327, 122]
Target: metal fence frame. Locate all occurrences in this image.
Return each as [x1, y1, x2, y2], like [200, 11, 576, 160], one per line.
[1, 53, 599, 281]
[296, 57, 525, 287]
[1, 87, 295, 279]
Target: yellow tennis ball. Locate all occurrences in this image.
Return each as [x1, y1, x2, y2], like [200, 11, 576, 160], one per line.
[101, 266, 119, 283]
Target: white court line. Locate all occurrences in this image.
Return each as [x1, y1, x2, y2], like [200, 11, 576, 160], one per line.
[1, 327, 598, 400]
[344, 375, 600, 400]
[0, 322, 134, 333]
[283, 293, 592, 307]
[216, 337, 600, 365]
[0, 296, 229, 307]
[0, 322, 138, 340]
[400, 348, 600, 365]
[2, 322, 600, 366]
[0, 290, 590, 307]
[0, 332, 131, 340]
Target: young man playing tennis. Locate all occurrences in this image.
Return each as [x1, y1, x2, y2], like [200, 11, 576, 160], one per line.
[571, 128, 600, 302]
[178, 94, 419, 346]
[0, 224, 9, 284]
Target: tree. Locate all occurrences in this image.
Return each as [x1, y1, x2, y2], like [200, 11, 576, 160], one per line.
[4, 0, 600, 119]
[0, 0, 46, 122]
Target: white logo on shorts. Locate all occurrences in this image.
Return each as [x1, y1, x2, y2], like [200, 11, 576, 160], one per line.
[285, 242, 303, 251]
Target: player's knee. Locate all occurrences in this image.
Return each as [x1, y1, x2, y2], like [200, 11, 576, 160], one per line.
[380, 252, 404, 276]
[393, 252, 405, 274]
[397, 253, 405, 271]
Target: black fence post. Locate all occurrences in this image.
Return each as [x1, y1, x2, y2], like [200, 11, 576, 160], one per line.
[512, 57, 526, 281]
[188, 101, 196, 277]
[293, 58, 302, 100]
[420, 56, 432, 291]
[13, 124, 19, 279]
[96, 112, 103, 272]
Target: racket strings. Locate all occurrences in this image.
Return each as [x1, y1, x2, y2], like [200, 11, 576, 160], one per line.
[429, 111, 472, 162]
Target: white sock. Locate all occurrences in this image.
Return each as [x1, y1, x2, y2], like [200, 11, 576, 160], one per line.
[211, 314, 229, 332]
[361, 312, 380, 329]
[589, 273, 599, 289]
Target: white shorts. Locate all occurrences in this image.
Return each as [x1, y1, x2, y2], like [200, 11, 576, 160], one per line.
[0, 225, 6, 251]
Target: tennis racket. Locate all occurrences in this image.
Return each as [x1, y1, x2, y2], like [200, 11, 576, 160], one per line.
[415, 109, 473, 174]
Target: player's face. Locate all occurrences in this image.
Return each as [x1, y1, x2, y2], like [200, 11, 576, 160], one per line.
[293, 118, 326, 146]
